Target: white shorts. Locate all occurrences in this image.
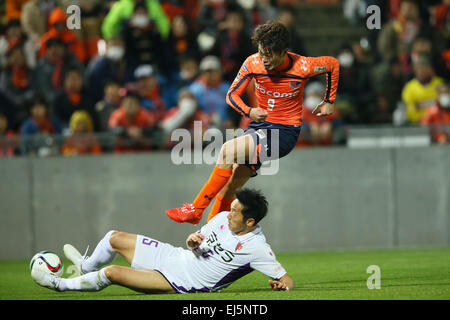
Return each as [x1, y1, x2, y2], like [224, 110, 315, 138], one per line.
[131, 234, 192, 293]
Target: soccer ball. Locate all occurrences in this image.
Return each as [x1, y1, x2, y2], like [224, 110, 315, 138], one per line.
[30, 251, 64, 277]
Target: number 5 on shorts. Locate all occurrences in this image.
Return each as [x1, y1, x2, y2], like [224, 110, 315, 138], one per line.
[142, 238, 159, 247]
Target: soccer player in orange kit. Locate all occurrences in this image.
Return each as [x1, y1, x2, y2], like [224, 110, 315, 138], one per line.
[166, 22, 340, 224]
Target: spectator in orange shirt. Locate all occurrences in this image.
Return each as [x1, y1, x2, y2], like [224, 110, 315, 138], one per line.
[108, 91, 157, 152]
[5, 0, 30, 21]
[127, 64, 167, 123]
[32, 37, 84, 106]
[39, 7, 87, 63]
[62, 110, 102, 156]
[431, 0, 450, 33]
[299, 82, 343, 147]
[421, 82, 450, 144]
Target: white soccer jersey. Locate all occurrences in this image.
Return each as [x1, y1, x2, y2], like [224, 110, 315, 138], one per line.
[132, 212, 287, 293]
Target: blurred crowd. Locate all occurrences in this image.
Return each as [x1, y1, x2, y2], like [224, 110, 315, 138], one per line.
[339, 0, 450, 144]
[0, 0, 449, 158]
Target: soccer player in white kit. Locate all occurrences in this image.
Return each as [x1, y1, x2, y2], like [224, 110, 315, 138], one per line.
[32, 189, 294, 293]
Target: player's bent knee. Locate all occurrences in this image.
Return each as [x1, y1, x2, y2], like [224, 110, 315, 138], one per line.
[109, 231, 133, 251]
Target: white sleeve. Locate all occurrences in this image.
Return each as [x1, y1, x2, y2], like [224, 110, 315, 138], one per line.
[250, 245, 287, 280]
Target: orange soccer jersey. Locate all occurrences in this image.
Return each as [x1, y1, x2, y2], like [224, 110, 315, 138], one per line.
[226, 52, 340, 126]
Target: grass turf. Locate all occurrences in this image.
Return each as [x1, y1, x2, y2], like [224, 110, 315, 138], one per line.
[1, 247, 449, 300]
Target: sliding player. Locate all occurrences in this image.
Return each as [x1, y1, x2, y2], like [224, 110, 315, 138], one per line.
[32, 189, 293, 294]
[166, 21, 339, 224]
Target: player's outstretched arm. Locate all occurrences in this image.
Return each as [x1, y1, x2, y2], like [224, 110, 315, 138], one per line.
[269, 273, 294, 291]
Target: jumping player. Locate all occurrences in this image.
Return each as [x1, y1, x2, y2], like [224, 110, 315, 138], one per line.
[166, 21, 339, 224]
[31, 189, 294, 294]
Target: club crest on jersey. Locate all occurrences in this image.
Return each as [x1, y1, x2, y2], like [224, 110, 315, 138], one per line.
[289, 81, 302, 89]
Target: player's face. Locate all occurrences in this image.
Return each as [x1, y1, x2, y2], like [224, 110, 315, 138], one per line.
[227, 199, 254, 235]
[258, 45, 287, 71]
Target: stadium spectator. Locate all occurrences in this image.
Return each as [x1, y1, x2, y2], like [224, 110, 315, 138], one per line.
[108, 91, 157, 152]
[237, 0, 277, 30]
[160, 0, 185, 22]
[5, 0, 30, 21]
[0, 44, 35, 127]
[59, 0, 104, 60]
[61, 110, 102, 156]
[377, 0, 442, 78]
[32, 37, 84, 106]
[39, 7, 87, 64]
[209, 7, 253, 83]
[343, 0, 370, 27]
[421, 82, 450, 144]
[159, 88, 198, 137]
[299, 82, 343, 146]
[335, 44, 374, 124]
[121, 2, 166, 82]
[401, 55, 443, 124]
[51, 68, 98, 130]
[0, 19, 36, 69]
[277, 6, 307, 56]
[196, 0, 229, 34]
[95, 81, 122, 132]
[431, 0, 450, 33]
[189, 55, 233, 129]
[101, 0, 170, 40]
[174, 54, 199, 90]
[126, 64, 167, 123]
[21, 0, 58, 48]
[86, 36, 126, 103]
[159, 0, 201, 26]
[386, 0, 403, 20]
[429, 0, 450, 79]
[21, 96, 63, 136]
[409, 36, 438, 73]
[20, 95, 63, 156]
[372, 57, 404, 124]
[0, 112, 18, 157]
[166, 14, 200, 66]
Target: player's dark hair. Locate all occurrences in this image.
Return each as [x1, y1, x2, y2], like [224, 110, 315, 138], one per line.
[251, 21, 290, 54]
[235, 188, 268, 224]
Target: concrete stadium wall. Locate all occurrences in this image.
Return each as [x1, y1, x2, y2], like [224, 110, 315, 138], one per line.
[1, 146, 449, 260]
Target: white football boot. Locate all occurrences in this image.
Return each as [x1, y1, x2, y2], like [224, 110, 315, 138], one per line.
[31, 268, 61, 291]
[63, 244, 89, 276]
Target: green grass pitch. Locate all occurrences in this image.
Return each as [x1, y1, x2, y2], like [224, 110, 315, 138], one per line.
[1, 247, 449, 300]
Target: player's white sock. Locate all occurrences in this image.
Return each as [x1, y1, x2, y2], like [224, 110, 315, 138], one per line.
[58, 268, 111, 292]
[81, 230, 118, 273]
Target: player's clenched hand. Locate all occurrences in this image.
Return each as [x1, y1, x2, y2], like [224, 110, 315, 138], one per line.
[311, 101, 334, 117]
[249, 107, 268, 122]
[186, 233, 205, 249]
[268, 279, 289, 291]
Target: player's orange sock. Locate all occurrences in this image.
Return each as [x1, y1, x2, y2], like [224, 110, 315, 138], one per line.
[207, 195, 236, 223]
[192, 166, 233, 217]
